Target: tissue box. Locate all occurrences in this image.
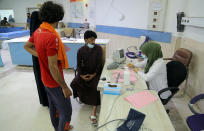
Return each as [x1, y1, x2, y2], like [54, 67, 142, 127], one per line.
[103, 83, 121, 95]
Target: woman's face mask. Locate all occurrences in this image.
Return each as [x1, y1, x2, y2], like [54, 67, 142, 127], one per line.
[141, 54, 146, 59]
[87, 43, 94, 48]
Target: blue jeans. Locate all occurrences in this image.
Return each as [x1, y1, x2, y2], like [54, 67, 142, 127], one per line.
[45, 87, 72, 131]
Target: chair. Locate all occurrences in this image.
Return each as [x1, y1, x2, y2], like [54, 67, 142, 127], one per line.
[158, 61, 187, 105]
[164, 48, 192, 96]
[186, 94, 204, 131]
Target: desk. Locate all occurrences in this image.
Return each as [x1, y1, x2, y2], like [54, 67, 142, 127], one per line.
[0, 55, 3, 67]
[5, 36, 109, 67]
[98, 91, 175, 131]
[98, 62, 147, 91]
[97, 62, 175, 131]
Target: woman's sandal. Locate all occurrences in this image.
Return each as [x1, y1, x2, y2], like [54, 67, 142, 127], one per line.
[89, 115, 98, 126]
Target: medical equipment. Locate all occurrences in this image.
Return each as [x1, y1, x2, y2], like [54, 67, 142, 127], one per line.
[126, 46, 138, 59]
[107, 62, 120, 70]
[117, 108, 146, 131]
[112, 49, 126, 63]
[126, 36, 149, 60]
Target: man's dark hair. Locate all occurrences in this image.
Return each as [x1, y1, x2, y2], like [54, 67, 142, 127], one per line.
[84, 30, 97, 39]
[39, 1, 64, 23]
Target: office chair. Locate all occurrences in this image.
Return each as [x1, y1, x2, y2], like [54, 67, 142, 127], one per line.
[158, 61, 187, 105]
[186, 94, 204, 131]
[164, 48, 192, 96]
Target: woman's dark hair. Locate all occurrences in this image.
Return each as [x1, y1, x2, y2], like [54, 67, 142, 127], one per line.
[30, 11, 41, 36]
[84, 30, 97, 39]
[39, 1, 64, 23]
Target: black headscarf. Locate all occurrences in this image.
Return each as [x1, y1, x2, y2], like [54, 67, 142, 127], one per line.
[30, 11, 42, 36]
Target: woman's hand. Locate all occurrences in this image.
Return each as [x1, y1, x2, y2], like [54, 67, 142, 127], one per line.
[133, 67, 139, 73]
[127, 63, 134, 68]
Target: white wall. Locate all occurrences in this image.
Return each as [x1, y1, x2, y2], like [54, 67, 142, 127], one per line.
[0, 0, 44, 24]
[164, 0, 187, 33]
[183, 0, 204, 43]
[165, 0, 204, 42]
[58, 0, 71, 23]
[96, 0, 149, 29]
[1, 0, 203, 42]
[0, 0, 71, 25]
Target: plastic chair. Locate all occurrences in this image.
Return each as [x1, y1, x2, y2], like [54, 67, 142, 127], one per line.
[158, 61, 187, 105]
[186, 94, 204, 131]
[164, 48, 192, 96]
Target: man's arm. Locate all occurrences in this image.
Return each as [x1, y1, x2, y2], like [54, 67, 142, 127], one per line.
[24, 41, 38, 57]
[48, 55, 72, 97]
[25, 22, 28, 30]
[48, 54, 67, 88]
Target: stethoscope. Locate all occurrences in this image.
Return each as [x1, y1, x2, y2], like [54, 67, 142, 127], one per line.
[126, 36, 149, 59]
[126, 46, 138, 59]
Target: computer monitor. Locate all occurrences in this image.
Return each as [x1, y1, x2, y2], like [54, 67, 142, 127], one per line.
[112, 49, 126, 63]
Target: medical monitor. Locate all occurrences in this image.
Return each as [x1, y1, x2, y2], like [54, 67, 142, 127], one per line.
[112, 49, 126, 63]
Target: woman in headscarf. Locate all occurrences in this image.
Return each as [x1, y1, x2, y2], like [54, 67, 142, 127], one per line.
[129, 42, 171, 99]
[30, 11, 49, 106]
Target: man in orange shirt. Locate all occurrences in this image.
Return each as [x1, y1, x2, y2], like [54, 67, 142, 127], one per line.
[24, 1, 72, 131]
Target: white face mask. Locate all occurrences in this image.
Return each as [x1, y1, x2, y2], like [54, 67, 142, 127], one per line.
[87, 43, 94, 48]
[141, 54, 146, 59]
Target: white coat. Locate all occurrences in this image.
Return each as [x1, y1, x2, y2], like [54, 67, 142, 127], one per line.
[133, 58, 172, 99]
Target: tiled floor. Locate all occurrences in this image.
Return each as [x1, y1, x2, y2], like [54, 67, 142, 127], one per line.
[0, 49, 193, 131]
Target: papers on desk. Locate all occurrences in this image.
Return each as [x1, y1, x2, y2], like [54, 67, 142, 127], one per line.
[125, 90, 158, 109]
[112, 69, 137, 83]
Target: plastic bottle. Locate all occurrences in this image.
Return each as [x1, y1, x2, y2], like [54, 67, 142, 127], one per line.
[124, 67, 130, 85]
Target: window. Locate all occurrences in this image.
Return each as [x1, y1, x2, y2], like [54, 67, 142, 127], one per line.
[0, 10, 15, 22]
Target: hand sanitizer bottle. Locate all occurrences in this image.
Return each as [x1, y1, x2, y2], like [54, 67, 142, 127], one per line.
[124, 67, 130, 85]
